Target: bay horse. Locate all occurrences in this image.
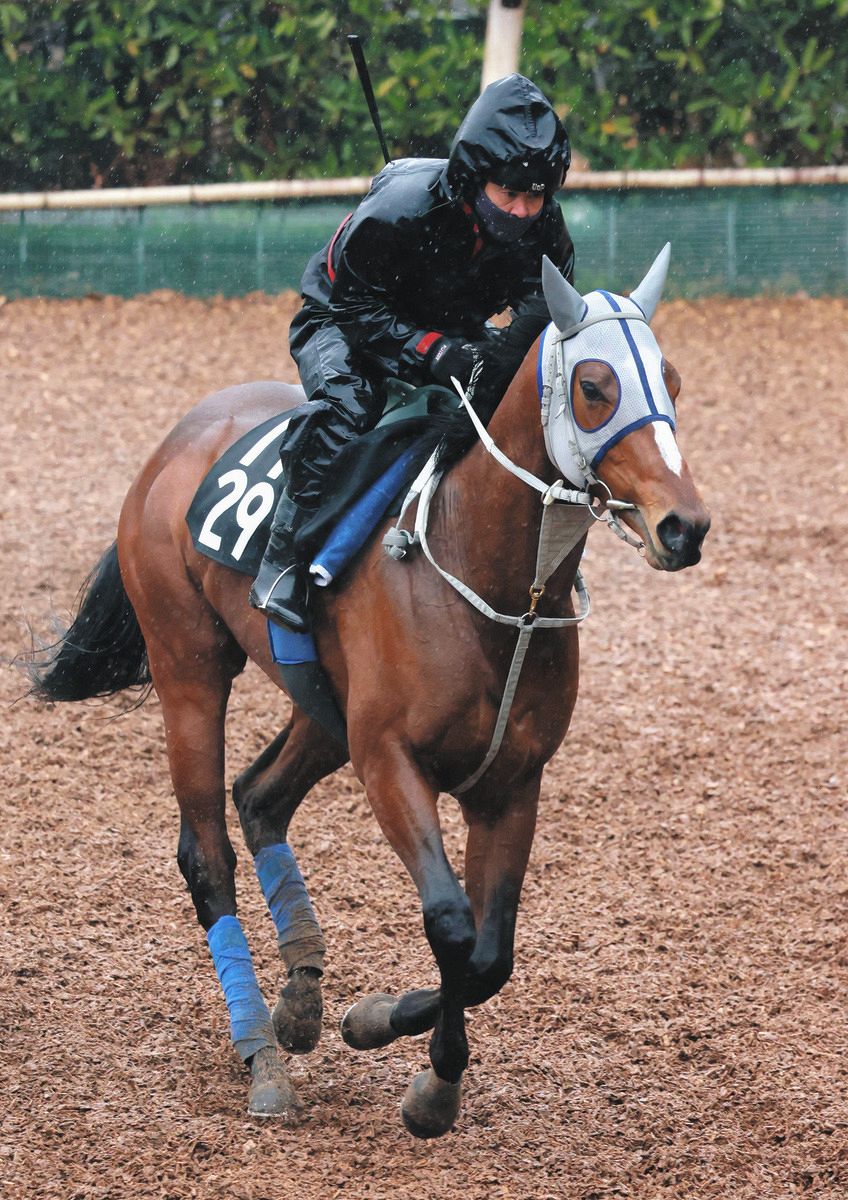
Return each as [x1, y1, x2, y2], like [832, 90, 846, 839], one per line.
[28, 247, 709, 1137]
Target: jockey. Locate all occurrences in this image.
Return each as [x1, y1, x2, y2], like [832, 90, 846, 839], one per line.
[250, 72, 575, 631]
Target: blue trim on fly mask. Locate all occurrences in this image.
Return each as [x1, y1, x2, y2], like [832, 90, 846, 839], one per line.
[590, 413, 674, 467]
[588, 291, 675, 470]
[206, 914, 275, 1061]
[597, 290, 658, 416]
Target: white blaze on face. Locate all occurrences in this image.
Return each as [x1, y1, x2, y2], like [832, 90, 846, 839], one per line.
[653, 421, 683, 476]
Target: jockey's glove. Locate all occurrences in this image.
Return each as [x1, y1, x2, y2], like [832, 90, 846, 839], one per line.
[427, 338, 484, 388]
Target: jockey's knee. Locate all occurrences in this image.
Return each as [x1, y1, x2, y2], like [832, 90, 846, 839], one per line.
[282, 386, 379, 505]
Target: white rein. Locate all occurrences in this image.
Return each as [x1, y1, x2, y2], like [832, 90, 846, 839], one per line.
[382, 357, 642, 795]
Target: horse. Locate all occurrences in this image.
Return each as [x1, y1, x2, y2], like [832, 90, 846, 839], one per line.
[28, 246, 710, 1138]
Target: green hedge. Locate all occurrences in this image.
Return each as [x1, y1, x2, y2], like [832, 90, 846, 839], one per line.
[1, 1, 846, 191]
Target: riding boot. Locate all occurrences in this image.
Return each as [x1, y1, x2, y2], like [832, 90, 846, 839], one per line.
[248, 491, 311, 632]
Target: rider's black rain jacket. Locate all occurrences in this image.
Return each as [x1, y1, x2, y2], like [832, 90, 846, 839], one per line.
[292, 74, 575, 386]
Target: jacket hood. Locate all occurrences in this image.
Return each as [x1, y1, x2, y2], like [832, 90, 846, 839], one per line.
[445, 74, 570, 201]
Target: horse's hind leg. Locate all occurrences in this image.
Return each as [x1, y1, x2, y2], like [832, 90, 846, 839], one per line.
[233, 711, 347, 1053]
[141, 622, 299, 1120]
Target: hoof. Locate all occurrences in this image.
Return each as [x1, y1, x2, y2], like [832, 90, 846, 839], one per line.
[272, 967, 323, 1055]
[341, 993, 399, 1050]
[247, 1046, 302, 1120]
[401, 1068, 462, 1139]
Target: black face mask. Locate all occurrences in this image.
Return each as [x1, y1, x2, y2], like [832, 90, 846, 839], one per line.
[473, 187, 542, 243]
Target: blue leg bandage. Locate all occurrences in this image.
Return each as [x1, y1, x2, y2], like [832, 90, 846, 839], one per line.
[206, 915, 275, 1062]
[255, 843, 326, 973]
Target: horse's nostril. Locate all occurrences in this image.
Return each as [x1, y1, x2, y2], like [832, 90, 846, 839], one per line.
[657, 513, 707, 562]
[657, 514, 686, 554]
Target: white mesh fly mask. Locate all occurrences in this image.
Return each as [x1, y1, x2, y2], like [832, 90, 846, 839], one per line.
[539, 245, 677, 490]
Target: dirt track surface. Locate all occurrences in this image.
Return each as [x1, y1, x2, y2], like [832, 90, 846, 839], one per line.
[1, 290, 847, 1199]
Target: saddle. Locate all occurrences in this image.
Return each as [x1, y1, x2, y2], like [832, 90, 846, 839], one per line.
[185, 382, 459, 582]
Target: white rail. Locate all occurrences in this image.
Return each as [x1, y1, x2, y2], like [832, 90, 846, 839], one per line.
[1, 165, 846, 212]
[0, 177, 374, 212]
[572, 165, 848, 190]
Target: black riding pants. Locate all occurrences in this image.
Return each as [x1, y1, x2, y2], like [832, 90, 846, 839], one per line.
[282, 298, 541, 507]
[283, 306, 386, 507]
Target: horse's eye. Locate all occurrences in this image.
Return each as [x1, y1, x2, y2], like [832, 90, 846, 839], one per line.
[580, 379, 605, 403]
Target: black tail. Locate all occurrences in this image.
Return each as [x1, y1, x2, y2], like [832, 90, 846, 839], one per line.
[26, 542, 151, 703]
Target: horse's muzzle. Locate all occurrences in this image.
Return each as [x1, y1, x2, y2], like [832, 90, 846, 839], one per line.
[656, 511, 711, 570]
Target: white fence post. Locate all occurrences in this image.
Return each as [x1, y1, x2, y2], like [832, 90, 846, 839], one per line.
[481, 0, 525, 90]
[135, 207, 146, 293]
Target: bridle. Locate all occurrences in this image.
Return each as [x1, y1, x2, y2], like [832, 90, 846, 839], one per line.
[540, 316, 647, 553]
[382, 341, 650, 794]
[460, 353, 644, 551]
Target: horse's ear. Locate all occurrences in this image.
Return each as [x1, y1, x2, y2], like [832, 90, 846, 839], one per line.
[542, 255, 585, 333]
[629, 242, 671, 323]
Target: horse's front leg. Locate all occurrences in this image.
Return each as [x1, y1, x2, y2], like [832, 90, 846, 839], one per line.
[401, 779, 540, 1135]
[460, 777, 540, 1007]
[358, 743, 476, 1138]
[343, 776, 540, 1072]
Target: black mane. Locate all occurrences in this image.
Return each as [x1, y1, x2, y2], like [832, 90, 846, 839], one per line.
[433, 391, 501, 472]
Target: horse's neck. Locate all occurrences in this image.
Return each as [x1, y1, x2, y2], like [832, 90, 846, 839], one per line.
[432, 365, 579, 609]
[485, 362, 555, 482]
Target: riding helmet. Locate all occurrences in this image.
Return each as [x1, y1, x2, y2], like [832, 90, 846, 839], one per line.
[445, 73, 570, 201]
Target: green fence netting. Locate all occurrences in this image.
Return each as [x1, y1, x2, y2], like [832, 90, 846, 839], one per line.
[2, 185, 847, 300]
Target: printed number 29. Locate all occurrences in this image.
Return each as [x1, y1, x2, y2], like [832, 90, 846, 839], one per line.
[197, 468, 276, 562]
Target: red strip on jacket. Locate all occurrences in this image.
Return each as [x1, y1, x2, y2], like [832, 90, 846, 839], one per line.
[461, 202, 484, 256]
[415, 331, 442, 356]
[326, 213, 353, 283]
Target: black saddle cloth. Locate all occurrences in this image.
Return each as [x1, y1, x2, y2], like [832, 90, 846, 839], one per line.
[186, 408, 443, 579]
